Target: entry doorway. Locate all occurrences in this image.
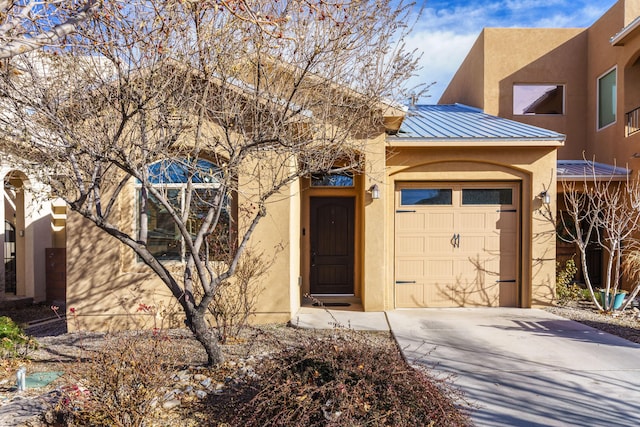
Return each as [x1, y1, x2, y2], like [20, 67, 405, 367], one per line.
[310, 197, 355, 295]
[4, 221, 16, 294]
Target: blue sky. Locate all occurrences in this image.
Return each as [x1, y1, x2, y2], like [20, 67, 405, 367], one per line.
[407, 0, 618, 102]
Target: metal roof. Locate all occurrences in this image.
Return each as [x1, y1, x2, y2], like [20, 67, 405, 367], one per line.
[557, 160, 631, 181]
[389, 104, 565, 143]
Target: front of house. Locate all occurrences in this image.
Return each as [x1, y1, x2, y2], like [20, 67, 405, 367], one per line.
[22, 2, 640, 329]
[55, 103, 562, 331]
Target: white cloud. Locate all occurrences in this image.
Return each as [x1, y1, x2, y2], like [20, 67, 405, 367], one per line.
[404, 29, 477, 102]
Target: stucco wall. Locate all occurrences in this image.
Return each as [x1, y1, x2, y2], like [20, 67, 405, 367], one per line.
[439, 32, 486, 110]
[66, 164, 297, 331]
[588, 0, 640, 170]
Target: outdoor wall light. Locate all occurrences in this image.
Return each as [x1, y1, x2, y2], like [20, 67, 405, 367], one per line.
[369, 184, 380, 200]
[539, 190, 551, 204]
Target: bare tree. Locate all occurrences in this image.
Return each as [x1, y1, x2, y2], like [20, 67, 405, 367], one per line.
[0, 1, 100, 58]
[0, 0, 421, 365]
[560, 164, 640, 311]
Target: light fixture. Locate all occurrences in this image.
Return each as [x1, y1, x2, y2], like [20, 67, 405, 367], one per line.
[540, 190, 551, 204]
[369, 184, 380, 200]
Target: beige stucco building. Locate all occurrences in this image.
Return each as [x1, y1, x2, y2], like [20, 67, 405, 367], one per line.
[9, 1, 639, 330]
[53, 101, 562, 331]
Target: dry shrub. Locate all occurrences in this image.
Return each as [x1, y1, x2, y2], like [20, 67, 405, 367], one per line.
[51, 331, 184, 427]
[222, 331, 471, 427]
[209, 249, 268, 343]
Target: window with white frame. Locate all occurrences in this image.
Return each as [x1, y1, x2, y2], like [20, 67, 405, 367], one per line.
[137, 158, 230, 261]
[513, 84, 564, 115]
[598, 68, 617, 129]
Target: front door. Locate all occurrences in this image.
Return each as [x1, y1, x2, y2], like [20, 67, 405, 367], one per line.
[310, 197, 355, 294]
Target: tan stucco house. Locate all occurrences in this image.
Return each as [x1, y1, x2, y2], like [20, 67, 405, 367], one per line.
[50, 101, 560, 330]
[9, 1, 639, 329]
[440, 0, 640, 286]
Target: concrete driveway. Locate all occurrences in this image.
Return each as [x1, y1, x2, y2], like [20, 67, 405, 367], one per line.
[386, 308, 640, 427]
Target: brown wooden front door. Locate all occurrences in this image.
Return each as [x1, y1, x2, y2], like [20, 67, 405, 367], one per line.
[310, 197, 355, 294]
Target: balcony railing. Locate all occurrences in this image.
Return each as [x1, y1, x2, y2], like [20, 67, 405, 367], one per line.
[627, 106, 640, 137]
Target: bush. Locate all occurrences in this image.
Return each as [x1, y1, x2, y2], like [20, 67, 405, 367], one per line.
[556, 258, 581, 304]
[51, 332, 183, 427]
[0, 315, 38, 359]
[209, 250, 267, 344]
[223, 331, 471, 426]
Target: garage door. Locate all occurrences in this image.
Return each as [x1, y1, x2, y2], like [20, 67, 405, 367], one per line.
[395, 182, 519, 308]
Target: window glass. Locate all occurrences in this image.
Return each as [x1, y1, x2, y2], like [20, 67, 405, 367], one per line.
[146, 159, 221, 184]
[138, 159, 230, 262]
[462, 189, 512, 205]
[598, 69, 616, 129]
[401, 189, 452, 205]
[145, 189, 181, 260]
[513, 84, 564, 115]
[311, 172, 354, 187]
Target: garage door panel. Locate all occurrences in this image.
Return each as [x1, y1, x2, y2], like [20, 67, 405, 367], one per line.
[426, 236, 456, 253]
[397, 258, 424, 276]
[396, 283, 424, 308]
[461, 235, 488, 252]
[396, 212, 425, 231]
[397, 236, 425, 255]
[459, 212, 487, 230]
[427, 212, 455, 230]
[424, 283, 455, 307]
[395, 182, 519, 309]
[426, 259, 455, 276]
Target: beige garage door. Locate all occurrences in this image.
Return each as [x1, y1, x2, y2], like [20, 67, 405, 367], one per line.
[395, 182, 519, 308]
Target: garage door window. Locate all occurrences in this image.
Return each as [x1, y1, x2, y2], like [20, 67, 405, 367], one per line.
[401, 188, 452, 205]
[462, 188, 512, 205]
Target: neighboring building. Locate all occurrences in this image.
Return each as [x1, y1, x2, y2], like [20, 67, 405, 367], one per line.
[1, 164, 65, 307]
[440, 0, 640, 286]
[440, 0, 640, 170]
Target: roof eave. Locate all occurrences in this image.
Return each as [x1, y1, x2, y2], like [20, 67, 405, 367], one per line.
[386, 137, 565, 147]
[558, 175, 629, 182]
[611, 16, 640, 46]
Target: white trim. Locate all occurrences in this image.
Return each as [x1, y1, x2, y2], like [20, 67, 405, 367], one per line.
[597, 66, 617, 131]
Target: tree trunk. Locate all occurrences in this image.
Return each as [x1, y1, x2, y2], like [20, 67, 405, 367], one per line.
[188, 309, 224, 366]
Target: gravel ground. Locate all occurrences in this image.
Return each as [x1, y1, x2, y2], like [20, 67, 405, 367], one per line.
[543, 299, 640, 344]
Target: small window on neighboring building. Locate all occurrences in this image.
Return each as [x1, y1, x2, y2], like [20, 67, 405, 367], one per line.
[401, 189, 452, 205]
[598, 68, 617, 129]
[513, 84, 564, 115]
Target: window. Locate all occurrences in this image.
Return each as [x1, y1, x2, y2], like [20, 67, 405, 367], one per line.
[311, 172, 354, 187]
[462, 188, 512, 205]
[513, 84, 564, 115]
[598, 68, 617, 129]
[401, 189, 452, 205]
[137, 158, 230, 261]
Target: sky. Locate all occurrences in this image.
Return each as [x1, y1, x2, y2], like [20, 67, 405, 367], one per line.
[406, 0, 619, 102]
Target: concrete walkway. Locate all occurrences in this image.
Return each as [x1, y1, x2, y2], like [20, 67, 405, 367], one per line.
[386, 308, 640, 427]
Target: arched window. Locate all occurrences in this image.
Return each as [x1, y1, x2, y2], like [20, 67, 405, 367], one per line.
[137, 158, 230, 261]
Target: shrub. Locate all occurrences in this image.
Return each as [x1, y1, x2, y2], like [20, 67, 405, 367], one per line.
[556, 258, 581, 304]
[0, 316, 38, 359]
[209, 250, 267, 343]
[51, 331, 183, 427]
[223, 331, 471, 427]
